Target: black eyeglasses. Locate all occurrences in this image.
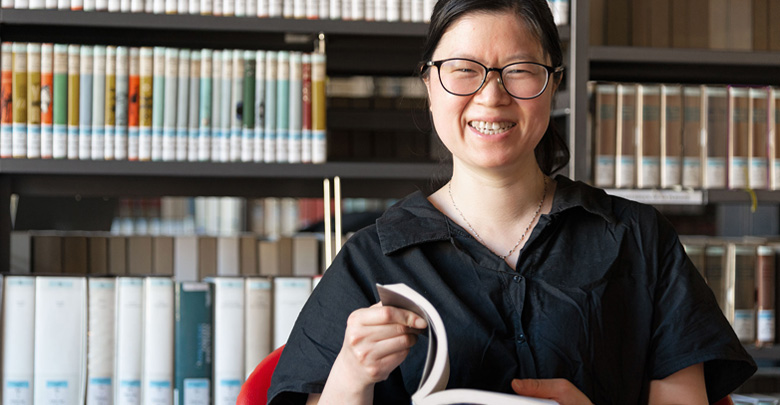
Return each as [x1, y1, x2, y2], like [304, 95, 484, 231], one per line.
[423, 58, 564, 100]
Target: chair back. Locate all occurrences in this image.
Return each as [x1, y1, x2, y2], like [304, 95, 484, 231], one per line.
[237, 345, 285, 405]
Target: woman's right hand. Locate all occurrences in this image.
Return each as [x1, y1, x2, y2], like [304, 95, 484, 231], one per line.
[335, 302, 428, 386]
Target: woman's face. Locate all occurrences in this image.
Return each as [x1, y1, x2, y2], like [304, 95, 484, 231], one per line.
[424, 11, 557, 171]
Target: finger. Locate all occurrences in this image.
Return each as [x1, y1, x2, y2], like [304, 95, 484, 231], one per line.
[511, 379, 558, 399]
[351, 305, 427, 329]
[345, 322, 424, 349]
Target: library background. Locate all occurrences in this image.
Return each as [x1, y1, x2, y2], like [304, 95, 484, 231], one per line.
[0, 0, 779, 404]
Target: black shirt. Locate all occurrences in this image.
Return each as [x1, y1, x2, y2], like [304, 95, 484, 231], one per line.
[268, 176, 756, 405]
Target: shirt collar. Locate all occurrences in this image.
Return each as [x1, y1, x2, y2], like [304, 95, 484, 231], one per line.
[376, 175, 616, 255]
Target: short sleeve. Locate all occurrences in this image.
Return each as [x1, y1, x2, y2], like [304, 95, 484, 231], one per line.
[267, 230, 412, 405]
[649, 213, 756, 401]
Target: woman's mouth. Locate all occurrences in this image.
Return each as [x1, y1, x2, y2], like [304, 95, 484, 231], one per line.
[468, 120, 516, 135]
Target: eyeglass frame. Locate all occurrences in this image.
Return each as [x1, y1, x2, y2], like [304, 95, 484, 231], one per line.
[422, 58, 565, 100]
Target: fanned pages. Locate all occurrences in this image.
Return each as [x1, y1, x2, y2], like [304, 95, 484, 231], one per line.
[376, 283, 558, 405]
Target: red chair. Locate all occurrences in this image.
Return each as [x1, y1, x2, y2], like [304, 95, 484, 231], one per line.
[237, 345, 285, 405]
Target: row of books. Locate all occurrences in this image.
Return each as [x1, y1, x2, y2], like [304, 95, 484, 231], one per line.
[1, 274, 315, 405]
[10, 230, 333, 281]
[681, 236, 780, 346]
[0, 42, 328, 163]
[591, 82, 780, 190]
[590, 0, 780, 51]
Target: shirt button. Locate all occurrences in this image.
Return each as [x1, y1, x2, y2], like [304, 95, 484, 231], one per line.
[512, 275, 522, 282]
[517, 334, 526, 344]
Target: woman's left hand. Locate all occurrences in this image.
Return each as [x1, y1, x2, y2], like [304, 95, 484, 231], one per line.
[511, 378, 593, 405]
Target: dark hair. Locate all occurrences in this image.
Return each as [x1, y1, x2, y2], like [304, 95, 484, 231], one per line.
[420, 0, 570, 175]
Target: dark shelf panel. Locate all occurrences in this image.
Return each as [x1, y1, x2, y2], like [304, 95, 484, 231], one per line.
[589, 46, 780, 85]
[0, 159, 449, 198]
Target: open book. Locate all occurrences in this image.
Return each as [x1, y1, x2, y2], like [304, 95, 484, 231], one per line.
[377, 283, 559, 405]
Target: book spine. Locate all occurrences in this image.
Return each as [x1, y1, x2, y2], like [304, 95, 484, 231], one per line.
[400, 0, 409, 21]
[211, 0, 220, 16]
[188, 0, 198, 14]
[26, 43, 41, 159]
[128, 47, 142, 161]
[328, 0, 339, 19]
[235, 0, 245, 16]
[374, 0, 386, 21]
[272, 277, 311, 348]
[223, 0, 233, 16]
[107, 0, 118, 11]
[114, 278, 144, 405]
[257, 0, 267, 16]
[138, 46, 155, 161]
[166, 0, 178, 13]
[350, 0, 363, 20]
[153, 0, 164, 13]
[154, 47, 170, 161]
[174, 282, 213, 405]
[175, 49, 190, 161]
[241, 50, 255, 162]
[56, 0, 67, 8]
[230, 49, 243, 162]
[244, 278, 272, 377]
[263, 51, 277, 163]
[267, 0, 279, 16]
[52, 44, 67, 159]
[84, 0, 94, 11]
[275, 51, 289, 163]
[129, 0, 141, 12]
[199, 0, 210, 14]
[1, 43, 12, 158]
[71, 0, 82, 10]
[91, 45, 106, 160]
[756, 245, 775, 346]
[301, 53, 311, 163]
[40, 43, 53, 159]
[219, 50, 231, 162]
[12, 42, 28, 159]
[288, 51, 302, 163]
[1, 0, 13, 8]
[116, 46, 131, 161]
[306, 0, 316, 18]
[282, 0, 292, 17]
[198, 49, 212, 162]
[311, 52, 326, 163]
[293, 0, 304, 18]
[387, 0, 398, 21]
[78, 45, 93, 160]
[210, 50, 221, 161]
[67, 44, 80, 159]
[142, 278, 174, 405]
[213, 278, 245, 405]
[2, 277, 36, 405]
[245, 0, 254, 15]
[253, 50, 265, 162]
[187, 50, 200, 162]
[104, 46, 116, 160]
[86, 278, 116, 405]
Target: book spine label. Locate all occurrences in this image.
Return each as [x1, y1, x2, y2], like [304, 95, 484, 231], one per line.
[311, 52, 326, 163]
[104, 46, 116, 160]
[153, 47, 168, 161]
[253, 50, 265, 163]
[78, 45, 93, 160]
[301, 53, 311, 163]
[26, 43, 41, 159]
[288, 51, 301, 163]
[127, 48, 140, 161]
[67, 44, 80, 159]
[12, 43, 28, 159]
[230, 50, 243, 162]
[263, 51, 277, 163]
[138, 47, 154, 161]
[52, 44, 68, 159]
[219, 51, 231, 162]
[40, 43, 53, 159]
[1, 43, 13, 158]
[210, 50, 221, 161]
[241, 51, 255, 162]
[187, 51, 200, 161]
[91, 45, 106, 161]
[198, 49, 212, 162]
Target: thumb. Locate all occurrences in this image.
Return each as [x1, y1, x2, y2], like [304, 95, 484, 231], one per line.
[511, 379, 554, 398]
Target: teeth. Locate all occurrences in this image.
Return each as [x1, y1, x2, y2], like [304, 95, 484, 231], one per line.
[469, 120, 515, 135]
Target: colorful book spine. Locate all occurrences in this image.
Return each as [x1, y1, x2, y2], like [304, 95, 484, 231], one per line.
[71, 0, 82, 10]
[275, 51, 289, 163]
[52, 44, 68, 159]
[1, 43, 12, 158]
[176, 49, 190, 161]
[187, 50, 200, 162]
[173, 282, 213, 405]
[263, 51, 277, 163]
[241, 50, 255, 162]
[127, 47, 141, 161]
[152, 47, 168, 161]
[67, 44, 80, 159]
[311, 50, 326, 163]
[288, 51, 302, 163]
[12, 42, 28, 159]
[40, 43, 53, 159]
[230, 49, 243, 162]
[78, 45, 93, 160]
[209, 50, 221, 161]
[26, 43, 41, 159]
[104, 46, 116, 160]
[219, 50, 231, 162]
[138, 47, 154, 161]
[2, 277, 35, 405]
[162, 48, 179, 162]
[198, 49, 212, 162]
[91, 45, 106, 160]
[301, 53, 311, 163]
[253, 50, 265, 163]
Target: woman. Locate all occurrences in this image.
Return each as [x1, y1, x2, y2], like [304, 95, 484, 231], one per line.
[268, 0, 756, 403]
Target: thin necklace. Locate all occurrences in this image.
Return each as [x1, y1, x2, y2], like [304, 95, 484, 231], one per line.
[448, 176, 548, 260]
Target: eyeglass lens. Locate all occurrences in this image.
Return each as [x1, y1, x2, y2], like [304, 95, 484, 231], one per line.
[437, 59, 551, 99]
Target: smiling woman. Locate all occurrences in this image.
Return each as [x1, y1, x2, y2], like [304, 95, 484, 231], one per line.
[266, 1, 756, 404]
